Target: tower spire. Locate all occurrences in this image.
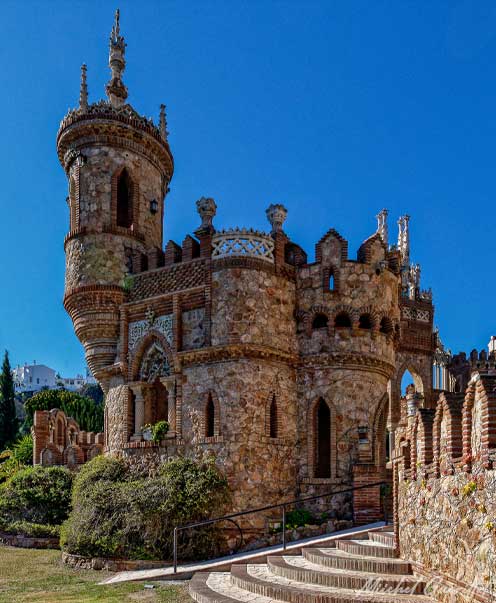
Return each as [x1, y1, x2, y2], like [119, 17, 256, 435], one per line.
[159, 104, 169, 140]
[79, 64, 88, 111]
[376, 208, 388, 247]
[106, 8, 128, 108]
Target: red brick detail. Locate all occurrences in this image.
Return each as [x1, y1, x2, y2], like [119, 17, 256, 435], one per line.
[315, 229, 348, 263]
[353, 464, 385, 525]
[182, 235, 200, 262]
[432, 392, 463, 476]
[164, 240, 182, 265]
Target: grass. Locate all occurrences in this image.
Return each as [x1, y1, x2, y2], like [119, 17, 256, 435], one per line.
[0, 547, 193, 603]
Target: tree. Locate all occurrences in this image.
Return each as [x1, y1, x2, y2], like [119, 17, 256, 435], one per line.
[79, 383, 104, 405]
[23, 389, 103, 433]
[0, 351, 18, 450]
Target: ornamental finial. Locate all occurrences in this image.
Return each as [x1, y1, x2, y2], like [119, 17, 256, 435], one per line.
[159, 104, 169, 140]
[79, 64, 88, 111]
[266, 203, 288, 234]
[376, 208, 388, 246]
[106, 8, 128, 108]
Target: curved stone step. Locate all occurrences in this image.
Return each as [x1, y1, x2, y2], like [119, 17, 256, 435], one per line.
[231, 564, 434, 603]
[303, 548, 412, 575]
[267, 555, 425, 594]
[337, 539, 397, 559]
[369, 531, 395, 547]
[190, 571, 272, 603]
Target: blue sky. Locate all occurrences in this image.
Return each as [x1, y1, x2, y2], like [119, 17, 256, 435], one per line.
[0, 0, 495, 376]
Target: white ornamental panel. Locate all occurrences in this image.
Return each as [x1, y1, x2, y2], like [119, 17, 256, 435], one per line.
[128, 311, 173, 352]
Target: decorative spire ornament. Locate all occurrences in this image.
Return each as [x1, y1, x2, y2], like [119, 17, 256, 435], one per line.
[159, 104, 169, 140]
[376, 208, 388, 247]
[105, 9, 128, 108]
[79, 64, 88, 111]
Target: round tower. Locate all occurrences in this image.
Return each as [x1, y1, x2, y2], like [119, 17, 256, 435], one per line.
[57, 11, 173, 379]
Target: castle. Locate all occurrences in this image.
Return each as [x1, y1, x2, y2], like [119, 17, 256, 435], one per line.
[36, 12, 474, 521]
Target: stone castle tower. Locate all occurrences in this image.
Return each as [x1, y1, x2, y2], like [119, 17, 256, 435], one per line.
[57, 10, 173, 380]
[51, 12, 448, 520]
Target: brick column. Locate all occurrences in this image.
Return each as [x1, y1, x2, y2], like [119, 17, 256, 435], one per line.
[352, 464, 385, 525]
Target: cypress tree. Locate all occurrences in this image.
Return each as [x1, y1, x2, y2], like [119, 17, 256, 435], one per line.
[0, 351, 17, 450]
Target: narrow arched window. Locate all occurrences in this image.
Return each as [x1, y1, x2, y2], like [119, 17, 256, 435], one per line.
[380, 317, 393, 335]
[316, 398, 331, 478]
[359, 314, 372, 329]
[335, 312, 351, 328]
[329, 272, 335, 291]
[206, 394, 215, 438]
[116, 169, 132, 228]
[312, 314, 328, 330]
[270, 394, 278, 438]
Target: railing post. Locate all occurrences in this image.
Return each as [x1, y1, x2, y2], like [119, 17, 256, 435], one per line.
[173, 527, 178, 574]
[282, 504, 286, 550]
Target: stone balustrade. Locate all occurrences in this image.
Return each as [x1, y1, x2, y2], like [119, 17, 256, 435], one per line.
[211, 228, 275, 263]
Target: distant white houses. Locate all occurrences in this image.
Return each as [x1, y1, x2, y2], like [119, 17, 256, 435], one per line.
[12, 362, 96, 394]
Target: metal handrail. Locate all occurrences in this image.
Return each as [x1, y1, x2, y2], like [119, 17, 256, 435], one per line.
[172, 480, 388, 572]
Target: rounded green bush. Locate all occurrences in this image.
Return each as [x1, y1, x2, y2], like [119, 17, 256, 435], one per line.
[0, 465, 72, 525]
[61, 455, 230, 560]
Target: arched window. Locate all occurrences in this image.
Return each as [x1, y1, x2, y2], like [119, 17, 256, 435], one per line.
[334, 312, 351, 328]
[154, 380, 168, 423]
[358, 314, 372, 329]
[329, 272, 335, 291]
[312, 314, 328, 330]
[269, 394, 278, 438]
[206, 394, 215, 438]
[116, 169, 133, 228]
[380, 316, 393, 335]
[316, 398, 331, 478]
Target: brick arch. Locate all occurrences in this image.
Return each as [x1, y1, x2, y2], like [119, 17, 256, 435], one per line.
[264, 387, 283, 439]
[51, 410, 68, 448]
[372, 393, 389, 468]
[462, 374, 496, 470]
[357, 305, 379, 330]
[130, 330, 173, 381]
[307, 305, 331, 335]
[307, 396, 337, 480]
[201, 391, 221, 439]
[433, 392, 463, 476]
[111, 165, 140, 229]
[413, 409, 435, 470]
[332, 304, 356, 328]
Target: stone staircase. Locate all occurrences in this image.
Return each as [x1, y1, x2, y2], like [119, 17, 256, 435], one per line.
[189, 528, 436, 603]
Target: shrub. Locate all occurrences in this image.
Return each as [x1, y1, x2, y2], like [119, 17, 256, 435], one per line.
[0, 519, 60, 538]
[23, 390, 103, 432]
[0, 465, 72, 525]
[61, 455, 231, 561]
[0, 435, 34, 484]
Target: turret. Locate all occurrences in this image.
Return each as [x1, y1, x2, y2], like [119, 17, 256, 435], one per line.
[57, 10, 174, 379]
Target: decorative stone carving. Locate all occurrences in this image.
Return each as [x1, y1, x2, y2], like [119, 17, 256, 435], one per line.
[128, 313, 173, 352]
[196, 197, 217, 229]
[139, 342, 171, 382]
[266, 203, 288, 233]
[212, 228, 274, 262]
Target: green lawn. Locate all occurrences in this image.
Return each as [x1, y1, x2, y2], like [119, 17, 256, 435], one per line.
[0, 547, 193, 603]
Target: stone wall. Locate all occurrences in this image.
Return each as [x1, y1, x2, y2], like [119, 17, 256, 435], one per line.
[211, 265, 296, 353]
[396, 373, 496, 602]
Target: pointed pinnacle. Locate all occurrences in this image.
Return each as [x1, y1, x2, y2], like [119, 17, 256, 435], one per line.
[159, 104, 169, 140]
[79, 64, 88, 111]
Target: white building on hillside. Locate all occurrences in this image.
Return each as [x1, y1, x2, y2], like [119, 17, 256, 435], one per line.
[13, 363, 97, 394]
[13, 363, 56, 393]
